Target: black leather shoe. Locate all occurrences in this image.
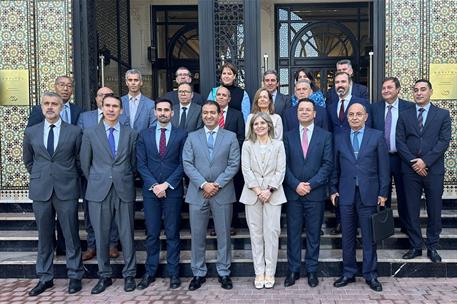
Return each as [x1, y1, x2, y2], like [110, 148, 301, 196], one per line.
[284, 272, 300, 287]
[188, 276, 206, 291]
[170, 275, 181, 289]
[29, 280, 54, 296]
[137, 274, 155, 290]
[427, 249, 442, 263]
[218, 275, 233, 290]
[320, 229, 324, 236]
[68, 279, 82, 294]
[307, 272, 318, 288]
[330, 224, 342, 235]
[333, 276, 355, 288]
[91, 277, 112, 294]
[124, 276, 136, 292]
[366, 278, 382, 292]
[55, 248, 66, 256]
[402, 249, 422, 259]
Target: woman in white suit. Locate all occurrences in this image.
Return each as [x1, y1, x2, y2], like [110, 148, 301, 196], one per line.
[240, 112, 287, 289]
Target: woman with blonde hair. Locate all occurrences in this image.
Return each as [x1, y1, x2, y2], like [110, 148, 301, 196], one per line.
[240, 112, 286, 289]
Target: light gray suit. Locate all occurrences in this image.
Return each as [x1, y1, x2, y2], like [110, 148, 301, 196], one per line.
[121, 94, 156, 132]
[23, 121, 84, 282]
[80, 122, 138, 278]
[171, 102, 203, 132]
[183, 127, 240, 277]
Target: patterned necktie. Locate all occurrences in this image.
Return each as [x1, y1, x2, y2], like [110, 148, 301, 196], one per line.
[179, 107, 187, 129]
[207, 131, 215, 160]
[338, 99, 345, 122]
[301, 127, 309, 158]
[159, 128, 167, 158]
[47, 124, 55, 157]
[219, 110, 225, 128]
[352, 131, 360, 159]
[384, 105, 393, 151]
[418, 108, 425, 132]
[108, 127, 116, 159]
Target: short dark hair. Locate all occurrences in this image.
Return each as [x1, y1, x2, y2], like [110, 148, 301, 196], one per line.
[202, 100, 221, 113]
[155, 98, 173, 109]
[294, 68, 319, 91]
[102, 95, 122, 109]
[263, 69, 278, 81]
[336, 59, 352, 67]
[415, 79, 432, 90]
[382, 77, 401, 89]
[297, 98, 316, 111]
[219, 62, 238, 76]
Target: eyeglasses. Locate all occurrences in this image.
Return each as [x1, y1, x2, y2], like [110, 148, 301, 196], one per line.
[56, 82, 73, 89]
[178, 90, 192, 94]
[177, 73, 190, 77]
[97, 92, 114, 97]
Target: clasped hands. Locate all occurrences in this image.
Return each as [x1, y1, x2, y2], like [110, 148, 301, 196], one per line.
[296, 182, 311, 196]
[411, 158, 428, 176]
[253, 187, 271, 204]
[202, 182, 220, 199]
[151, 183, 169, 198]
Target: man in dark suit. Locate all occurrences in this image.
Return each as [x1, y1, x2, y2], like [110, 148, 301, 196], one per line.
[262, 69, 290, 117]
[326, 59, 369, 105]
[27, 75, 83, 255]
[23, 92, 84, 296]
[80, 95, 138, 294]
[171, 83, 203, 132]
[396, 79, 451, 263]
[330, 103, 389, 292]
[136, 99, 188, 290]
[283, 80, 329, 132]
[121, 69, 156, 132]
[371, 77, 414, 232]
[161, 67, 204, 105]
[283, 98, 333, 288]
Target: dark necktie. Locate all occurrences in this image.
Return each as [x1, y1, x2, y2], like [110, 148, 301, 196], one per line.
[207, 131, 215, 160]
[47, 124, 55, 157]
[384, 105, 393, 151]
[338, 99, 345, 122]
[108, 127, 116, 159]
[418, 108, 425, 132]
[159, 128, 167, 158]
[179, 107, 187, 129]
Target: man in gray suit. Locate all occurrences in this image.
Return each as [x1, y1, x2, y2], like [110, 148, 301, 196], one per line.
[80, 95, 138, 294]
[171, 83, 203, 132]
[183, 101, 240, 291]
[263, 69, 290, 117]
[23, 92, 84, 296]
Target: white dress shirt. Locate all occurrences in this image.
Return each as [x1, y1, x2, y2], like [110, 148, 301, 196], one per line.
[43, 118, 62, 151]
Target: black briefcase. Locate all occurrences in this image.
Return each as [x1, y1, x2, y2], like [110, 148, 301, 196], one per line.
[371, 207, 394, 244]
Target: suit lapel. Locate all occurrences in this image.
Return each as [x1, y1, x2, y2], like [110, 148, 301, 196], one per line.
[306, 128, 319, 161]
[344, 132, 357, 161]
[252, 141, 273, 176]
[115, 125, 129, 161]
[172, 106, 180, 126]
[422, 104, 437, 133]
[53, 122, 69, 156]
[212, 128, 225, 162]
[198, 129, 211, 162]
[37, 122, 50, 159]
[134, 96, 145, 125]
[357, 129, 370, 159]
[96, 123, 113, 159]
[162, 127, 176, 158]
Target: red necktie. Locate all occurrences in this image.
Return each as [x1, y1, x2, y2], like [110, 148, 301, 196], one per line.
[219, 110, 225, 128]
[338, 99, 345, 122]
[159, 128, 167, 157]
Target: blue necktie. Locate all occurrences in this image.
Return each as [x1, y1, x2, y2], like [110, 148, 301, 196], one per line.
[108, 127, 116, 159]
[418, 108, 425, 132]
[47, 125, 55, 157]
[207, 131, 215, 160]
[352, 131, 360, 159]
[61, 104, 70, 123]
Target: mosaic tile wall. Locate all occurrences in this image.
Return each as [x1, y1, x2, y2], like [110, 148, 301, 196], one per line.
[0, 0, 72, 200]
[385, 0, 457, 197]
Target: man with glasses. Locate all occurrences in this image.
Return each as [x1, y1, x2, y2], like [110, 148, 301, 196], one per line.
[162, 67, 204, 106]
[171, 83, 203, 132]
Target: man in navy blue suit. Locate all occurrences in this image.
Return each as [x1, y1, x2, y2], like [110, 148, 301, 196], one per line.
[283, 98, 333, 288]
[396, 79, 451, 263]
[136, 98, 188, 290]
[371, 77, 414, 232]
[330, 103, 389, 292]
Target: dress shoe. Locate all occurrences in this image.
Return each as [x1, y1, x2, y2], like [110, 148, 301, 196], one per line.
[55, 248, 66, 256]
[330, 224, 341, 235]
[402, 249, 422, 259]
[91, 277, 112, 294]
[170, 275, 181, 289]
[82, 248, 96, 261]
[124, 276, 136, 292]
[188, 276, 206, 291]
[109, 247, 120, 258]
[254, 275, 264, 289]
[365, 278, 382, 292]
[209, 229, 216, 236]
[137, 274, 155, 290]
[264, 275, 275, 289]
[218, 275, 233, 290]
[427, 249, 442, 263]
[68, 279, 82, 294]
[284, 272, 300, 287]
[320, 229, 324, 236]
[29, 280, 54, 296]
[230, 228, 237, 236]
[333, 276, 355, 288]
[307, 272, 318, 288]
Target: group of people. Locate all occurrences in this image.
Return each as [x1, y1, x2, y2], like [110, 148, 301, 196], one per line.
[23, 59, 451, 297]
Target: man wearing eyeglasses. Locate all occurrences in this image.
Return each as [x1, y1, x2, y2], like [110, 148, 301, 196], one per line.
[162, 67, 204, 106]
[171, 83, 203, 132]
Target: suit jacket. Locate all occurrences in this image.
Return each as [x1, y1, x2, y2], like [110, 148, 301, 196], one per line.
[326, 96, 372, 134]
[161, 90, 204, 106]
[239, 139, 287, 205]
[326, 82, 369, 105]
[274, 92, 291, 117]
[396, 103, 451, 175]
[121, 94, 156, 132]
[27, 103, 82, 127]
[223, 107, 245, 148]
[183, 128, 240, 205]
[23, 121, 82, 201]
[284, 126, 333, 202]
[171, 103, 203, 132]
[77, 109, 128, 130]
[371, 99, 414, 132]
[80, 122, 138, 203]
[136, 125, 188, 199]
[330, 128, 390, 206]
[283, 104, 329, 132]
